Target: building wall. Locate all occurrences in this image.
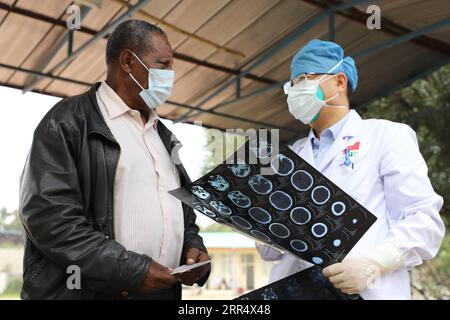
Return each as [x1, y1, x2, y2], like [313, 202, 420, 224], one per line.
[205, 247, 273, 292]
[0, 248, 23, 276]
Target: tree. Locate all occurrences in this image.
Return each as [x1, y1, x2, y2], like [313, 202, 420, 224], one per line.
[361, 64, 450, 220]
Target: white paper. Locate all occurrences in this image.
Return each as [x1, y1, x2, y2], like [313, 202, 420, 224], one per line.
[170, 260, 211, 274]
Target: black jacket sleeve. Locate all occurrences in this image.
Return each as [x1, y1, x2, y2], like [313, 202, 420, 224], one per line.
[19, 117, 150, 295]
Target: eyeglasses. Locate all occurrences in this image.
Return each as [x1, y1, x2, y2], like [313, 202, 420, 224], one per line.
[283, 73, 335, 95]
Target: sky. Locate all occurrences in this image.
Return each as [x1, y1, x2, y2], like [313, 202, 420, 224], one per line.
[0, 85, 213, 227]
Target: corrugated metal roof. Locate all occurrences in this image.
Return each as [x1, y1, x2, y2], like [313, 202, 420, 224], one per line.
[0, 0, 449, 142]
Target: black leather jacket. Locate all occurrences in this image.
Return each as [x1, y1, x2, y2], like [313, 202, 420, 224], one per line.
[19, 84, 208, 300]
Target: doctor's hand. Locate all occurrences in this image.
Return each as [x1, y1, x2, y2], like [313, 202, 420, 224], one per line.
[138, 259, 179, 293]
[322, 256, 383, 295]
[179, 248, 211, 286]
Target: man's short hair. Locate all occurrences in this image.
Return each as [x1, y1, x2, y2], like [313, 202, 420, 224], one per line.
[106, 19, 165, 65]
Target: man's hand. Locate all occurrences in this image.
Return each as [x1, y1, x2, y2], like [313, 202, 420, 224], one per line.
[138, 260, 179, 293]
[322, 256, 383, 295]
[179, 248, 211, 286]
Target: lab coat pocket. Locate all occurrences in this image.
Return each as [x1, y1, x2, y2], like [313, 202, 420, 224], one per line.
[333, 150, 371, 203]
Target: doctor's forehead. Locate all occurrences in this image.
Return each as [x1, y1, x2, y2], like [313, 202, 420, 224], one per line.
[292, 73, 323, 82]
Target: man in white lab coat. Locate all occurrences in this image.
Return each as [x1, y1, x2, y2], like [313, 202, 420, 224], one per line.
[256, 39, 445, 299]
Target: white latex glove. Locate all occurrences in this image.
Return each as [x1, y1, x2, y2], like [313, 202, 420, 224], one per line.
[323, 242, 403, 294]
[322, 256, 382, 294]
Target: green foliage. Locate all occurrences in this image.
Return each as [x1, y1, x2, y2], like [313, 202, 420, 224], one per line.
[361, 64, 450, 217]
[4, 276, 22, 295]
[0, 208, 23, 231]
[0, 207, 25, 247]
[436, 231, 450, 278]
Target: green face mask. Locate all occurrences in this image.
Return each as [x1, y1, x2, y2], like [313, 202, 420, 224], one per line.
[310, 86, 325, 123]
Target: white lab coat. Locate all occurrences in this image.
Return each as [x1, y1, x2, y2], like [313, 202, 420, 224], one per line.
[256, 110, 445, 300]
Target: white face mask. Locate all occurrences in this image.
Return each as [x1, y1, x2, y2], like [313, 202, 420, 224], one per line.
[285, 60, 348, 125]
[129, 51, 174, 110]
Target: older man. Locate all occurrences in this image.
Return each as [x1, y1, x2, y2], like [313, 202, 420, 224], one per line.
[19, 20, 210, 300]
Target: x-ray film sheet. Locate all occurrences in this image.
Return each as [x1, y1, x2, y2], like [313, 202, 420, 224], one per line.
[169, 140, 377, 268]
[235, 266, 362, 300]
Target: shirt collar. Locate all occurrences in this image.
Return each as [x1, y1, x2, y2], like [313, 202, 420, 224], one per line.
[309, 110, 354, 144]
[98, 81, 159, 126]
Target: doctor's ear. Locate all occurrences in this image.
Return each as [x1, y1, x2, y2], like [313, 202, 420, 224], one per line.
[335, 72, 348, 94]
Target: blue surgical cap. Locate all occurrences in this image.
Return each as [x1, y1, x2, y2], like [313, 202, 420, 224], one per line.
[290, 39, 358, 92]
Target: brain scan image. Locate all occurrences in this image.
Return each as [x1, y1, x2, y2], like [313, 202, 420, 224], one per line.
[250, 143, 272, 159]
[269, 223, 291, 238]
[290, 239, 308, 252]
[312, 256, 324, 265]
[269, 191, 293, 211]
[194, 204, 216, 218]
[309, 268, 327, 285]
[248, 207, 272, 224]
[271, 154, 294, 176]
[210, 200, 233, 216]
[311, 222, 328, 238]
[331, 201, 346, 216]
[237, 266, 360, 300]
[207, 174, 230, 192]
[291, 170, 314, 191]
[248, 174, 273, 195]
[230, 216, 252, 230]
[228, 190, 252, 208]
[285, 279, 301, 297]
[290, 207, 312, 225]
[228, 163, 251, 178]
[311, 186, 331, 205]
[169, 140, 377, 272]
[250, 229, 272, 242]
[261, 288, 278, 300]
[191, 185, 211, 200]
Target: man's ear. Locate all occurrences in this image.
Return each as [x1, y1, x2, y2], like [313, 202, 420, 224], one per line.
[118, 49, 133, 73]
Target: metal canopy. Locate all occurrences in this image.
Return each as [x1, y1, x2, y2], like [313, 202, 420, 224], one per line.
[0, 0, 449, 142]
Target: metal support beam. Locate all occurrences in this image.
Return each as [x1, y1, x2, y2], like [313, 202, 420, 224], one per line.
[173, 52, 277, 85]
[0, 2, 98, 35]
[25, 0, 150, 91]
[0, 2, 276, 86]
[173, 0, 374, 123]
[302, 0, 450, 56]
[111, 0, 246, 58]
[23, 4, 92, 93]
[0, 80, 230, 133]
[353, 17, 450, 59]
[68, 30, 74, 56]
[236, 77, 241, 99]
[165, 100, 301, 133]
[177, 16, 450, 121]
[328, 12, 335, 42]
[0, 62, 300, 134]
[0, 62, 92, 87]
[358, 59, 450, 110]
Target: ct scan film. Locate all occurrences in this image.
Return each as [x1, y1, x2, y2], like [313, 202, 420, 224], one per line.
[235, 266, 361, 300]
[169, 136, 377, 268]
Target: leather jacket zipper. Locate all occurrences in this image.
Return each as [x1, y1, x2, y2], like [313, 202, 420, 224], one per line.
[89, 130, 120, 240]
